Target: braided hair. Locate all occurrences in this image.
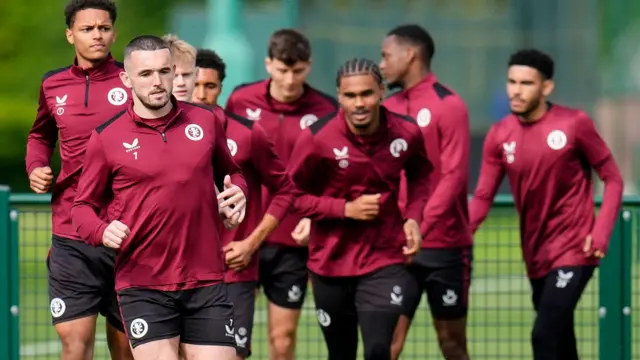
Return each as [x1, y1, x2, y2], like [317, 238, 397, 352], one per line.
[335, 58, 383, 87]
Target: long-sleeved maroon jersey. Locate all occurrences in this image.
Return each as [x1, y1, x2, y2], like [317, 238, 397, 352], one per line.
[288, 108, 433, 277]
[26, 55, 131, 240]
[469, 104, 623, 279]
[384, 73, 472, 248]
[222, 111, 296, 283]
[226, 80, 338, 247]
[71, 99, 248, 291]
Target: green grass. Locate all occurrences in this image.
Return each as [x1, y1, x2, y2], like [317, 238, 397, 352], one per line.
[12, 206, 639, 359]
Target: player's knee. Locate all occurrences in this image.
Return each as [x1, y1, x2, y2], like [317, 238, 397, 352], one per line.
[269, 327, 296, 357]
[57, 330, 94, 358]
[390, 319, 410, 360]
[531, 322, 556, 356]
[435, 325, 468, 359]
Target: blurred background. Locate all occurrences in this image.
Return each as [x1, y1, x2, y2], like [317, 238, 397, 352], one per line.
[2, 0, 640, 194]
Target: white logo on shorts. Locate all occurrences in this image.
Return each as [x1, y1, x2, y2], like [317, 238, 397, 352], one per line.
[547, 130, 567, 150]
[50, 298, 66, 318]
[416, 108, 432, 127]
[225, 319, 235, 338]
[235, 327, 248, 348]
[442, 289, 458, 306]
[390, 285, 403, 306]
[555, 270, 574, 288]
[130, 318, 149, 339]
[185, 124, 204, 141]
[108, 87, 128, 106]
[287, 285, 302, 303]
[316, 309, 331, 327]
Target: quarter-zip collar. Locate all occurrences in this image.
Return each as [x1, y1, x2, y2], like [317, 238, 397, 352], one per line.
[128, 96, 184, 139]
[69, 53, 118, 80]
[338, 106, 391, 146]
[263, 79, 311, 114]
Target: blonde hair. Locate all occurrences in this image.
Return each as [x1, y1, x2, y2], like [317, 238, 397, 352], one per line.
[162, 33, 196, 67]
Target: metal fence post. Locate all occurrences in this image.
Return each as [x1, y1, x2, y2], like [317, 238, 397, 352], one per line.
[9, 208, 19, 360]
[598, 211, 623, 360]
[0, 185, 11, 359]
[620, 209, 632, 360]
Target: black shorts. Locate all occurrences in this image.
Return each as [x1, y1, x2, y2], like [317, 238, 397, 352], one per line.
[227, 281, 257, 358]
[530, 265, 595, 312]
[47, 235, 124, 332]
[258, 244, 308, 309]
[310, 264, 416, 319]
[117, 283, 236, 349]
[402, 246, 473, 320]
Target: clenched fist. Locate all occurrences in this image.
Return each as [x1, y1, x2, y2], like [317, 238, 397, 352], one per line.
[29, 166, 54, 194]
[102, 220, 130, 249]
[344, 194, 381, 221]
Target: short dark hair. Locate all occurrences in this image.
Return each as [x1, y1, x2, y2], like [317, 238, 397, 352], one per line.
[387, 24, 435, 66]
[124, 35, 169, 60]
[267, 29, 311, 66]
[508, 49, 555, 80]
[196, 49, 227, 82]
[336, 58, 383, 87]
[64, 0, 117, 28]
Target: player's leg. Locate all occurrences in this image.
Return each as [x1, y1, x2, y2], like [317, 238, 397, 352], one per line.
[99, 247, 134, 360]
[259, 245, 308, 360]
[309, 271, 359, 360]
[530, 266, 595, 360]
[390, 267, 423, 360]
[117, 287, 182, 360]
[356, 264, 417, 360]
[422, 249, 472, 360]
[179, 284, 237, 360]
[226, 281, 258, 359]
[556, 312, 579, 359]
[48, 236, 107, 360]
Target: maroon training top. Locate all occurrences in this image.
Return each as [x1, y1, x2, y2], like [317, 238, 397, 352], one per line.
[26, 54, 131, 240]
[71, 99, 248, 291]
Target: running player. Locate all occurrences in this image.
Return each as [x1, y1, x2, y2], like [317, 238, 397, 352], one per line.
[193, 49, 226, 106]
[469, 49, 624, 360]
[162, 34, 197, 102]
[26, 1, 132, 358]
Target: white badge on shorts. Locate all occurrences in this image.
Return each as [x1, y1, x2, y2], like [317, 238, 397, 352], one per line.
[316, 309, 331, 327]
[416, 108, 432, 127]
[130, 318, 149, 339]
[50, 298, 66, 318]
[546, 130, 567, 150]
[108, 87, 128, 106]
[185, 124, 204, 141]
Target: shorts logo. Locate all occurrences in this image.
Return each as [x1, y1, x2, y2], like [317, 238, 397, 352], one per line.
[227, 139, 238, 157]
[300, 114, 319, 129]
[442, 289, 458, 306]
[235, 327, 248, 348]
[225, 319, 235, 338]
[130, 318, 148, 339]
[416, 108, 432, 127]
[389, 138, 408, 158]
[555, 269, 574, 288]
[50, 298, 66, 318]
[108, 87, 128, 106]
[547, 130, 567, 150]
[390, 285, 403, 306]
[185, 124, 204, 141]
[316, 309, 331, 327]
[287, 285, 302, 303]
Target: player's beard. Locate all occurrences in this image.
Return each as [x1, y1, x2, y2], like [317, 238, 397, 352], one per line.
[511, 96, 541, 118]
[136, 88, 170, 110]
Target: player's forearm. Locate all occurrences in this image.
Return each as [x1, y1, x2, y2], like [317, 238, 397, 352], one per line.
[592, 159, 624, 248]
[245, 214, 279, 250]
[420, 169, 467, 235]
[294, 195, 346, 220]
[71, 203, 109, 247]
[468, 197, 493, 234]
[25, 140, 54, 175]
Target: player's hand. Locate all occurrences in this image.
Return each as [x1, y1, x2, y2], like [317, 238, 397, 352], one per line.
[403, 219, 422, 257]
[29, 166, 54, 194]
[223, 239, 257, 270]
[582, 234, 605, 259]
[217, 175, 247, 223]
[291, 218, 311, 246]
[102, 220, 130, 249]
[344, 194, 381, 220]
[219, 205, 241, 229]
